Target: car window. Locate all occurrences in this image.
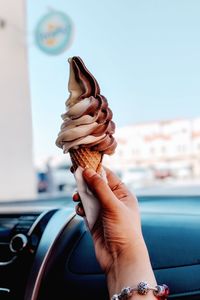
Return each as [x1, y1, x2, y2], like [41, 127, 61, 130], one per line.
[1, 0, 200, 201]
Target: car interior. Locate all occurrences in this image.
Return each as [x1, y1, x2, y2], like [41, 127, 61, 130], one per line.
[0, 194, 200, 300]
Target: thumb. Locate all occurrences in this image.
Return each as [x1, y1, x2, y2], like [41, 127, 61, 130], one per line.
[82, 168, 118, 210]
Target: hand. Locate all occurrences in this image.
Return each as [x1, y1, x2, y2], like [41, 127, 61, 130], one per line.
[73, 167, 156, 298]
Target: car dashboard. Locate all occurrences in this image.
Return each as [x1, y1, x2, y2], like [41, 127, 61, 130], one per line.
[0, 195, 199, 300]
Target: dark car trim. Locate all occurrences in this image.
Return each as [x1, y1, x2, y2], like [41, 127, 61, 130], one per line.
[24, 208, 75, 300]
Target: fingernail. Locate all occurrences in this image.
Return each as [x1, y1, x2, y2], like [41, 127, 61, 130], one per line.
[84, 168, 96, 178]
[77, 204, 83, 214]
[72, 193, 79, 201]
[77, 206, 81, 213]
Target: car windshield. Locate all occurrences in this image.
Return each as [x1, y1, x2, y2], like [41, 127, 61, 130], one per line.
[1, 0, 200, 202]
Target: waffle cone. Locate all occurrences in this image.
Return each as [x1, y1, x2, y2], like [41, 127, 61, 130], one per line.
[69, 148, 103, 174]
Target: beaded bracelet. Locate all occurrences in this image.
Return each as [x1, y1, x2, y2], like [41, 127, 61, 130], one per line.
[111, 281, 169, 300]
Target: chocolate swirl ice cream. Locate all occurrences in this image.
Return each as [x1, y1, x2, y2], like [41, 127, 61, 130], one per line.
[56, 56, 117, 171]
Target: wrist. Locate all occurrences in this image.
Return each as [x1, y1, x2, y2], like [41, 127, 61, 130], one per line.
[106, 241, 157, 298]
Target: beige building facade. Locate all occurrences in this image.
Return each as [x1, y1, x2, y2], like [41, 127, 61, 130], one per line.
[107, 118, 200, 177]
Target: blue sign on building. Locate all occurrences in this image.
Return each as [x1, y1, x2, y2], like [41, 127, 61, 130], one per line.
[35, 11, 73, 55]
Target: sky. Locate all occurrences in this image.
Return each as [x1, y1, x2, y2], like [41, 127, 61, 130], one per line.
[27, 0, 200, 163]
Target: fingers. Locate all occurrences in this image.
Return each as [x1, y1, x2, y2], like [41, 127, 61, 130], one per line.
[104, 167, 121, 189]
[75, 202, 85, 217]
[104, 167, 129, 193]
[72, 191, 80, 202]
[104, 168, 133, 204]
[72, 192, 85, 216]
[74, 167, 137, 212]
[82, 168, 118, 210]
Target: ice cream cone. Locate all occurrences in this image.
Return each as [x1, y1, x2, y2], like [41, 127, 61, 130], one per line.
[56, 56, 117, 175]
[69, 148, 103, 174]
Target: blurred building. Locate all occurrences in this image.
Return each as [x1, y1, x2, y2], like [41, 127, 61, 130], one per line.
[0, 0, 36, 200]
[106, 117, 200, 178]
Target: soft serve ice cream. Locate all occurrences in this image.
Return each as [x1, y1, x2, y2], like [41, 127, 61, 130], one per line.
[56, 56, 117, 160]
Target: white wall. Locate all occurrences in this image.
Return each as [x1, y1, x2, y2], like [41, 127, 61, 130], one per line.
[0, 0, 36, 200]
